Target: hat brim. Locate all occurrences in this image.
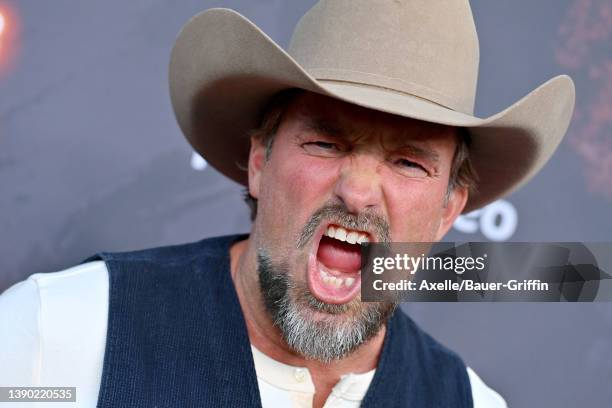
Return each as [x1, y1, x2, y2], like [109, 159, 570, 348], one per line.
[169, 8, 575, 213]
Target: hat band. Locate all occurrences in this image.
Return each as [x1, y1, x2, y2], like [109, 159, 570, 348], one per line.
[308, 68, 471, 114]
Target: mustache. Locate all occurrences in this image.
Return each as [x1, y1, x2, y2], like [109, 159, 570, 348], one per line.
[296, 203, 391, 250]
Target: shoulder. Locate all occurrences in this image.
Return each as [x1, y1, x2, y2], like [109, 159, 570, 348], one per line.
[390, 311, 507, 406]
[467, 367, 508, 408]
[0, 260, 108, 319]
[0, 261, 108, 398]
[392, 309, 466, 368]
[384, 310, 472, 405]
[90, 234, 248, 265]
[0, 261, 109, 342]
[29, 260, 108, 294]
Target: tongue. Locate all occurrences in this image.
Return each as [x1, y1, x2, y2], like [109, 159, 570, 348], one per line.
[317, 236, 362, 273]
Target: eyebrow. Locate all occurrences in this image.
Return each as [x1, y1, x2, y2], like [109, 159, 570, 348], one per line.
[300, 116, 441, 164]
[299, 117, 347, 139]
[395, 143, 440, 164]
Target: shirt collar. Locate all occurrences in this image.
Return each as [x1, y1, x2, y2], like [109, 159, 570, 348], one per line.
[250, 344, 376, 401]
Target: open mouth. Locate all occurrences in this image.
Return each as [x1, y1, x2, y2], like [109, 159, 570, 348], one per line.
[307, 224, 372, 305]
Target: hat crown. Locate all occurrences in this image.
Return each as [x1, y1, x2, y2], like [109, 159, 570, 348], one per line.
[288, 0, 480, 114]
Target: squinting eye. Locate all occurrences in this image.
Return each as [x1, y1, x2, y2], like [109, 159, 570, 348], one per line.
[308, 141, 338, 150]
[394, 158, 429, 177]
[397, 159, 422, 169]
[302, 141, 344, 156]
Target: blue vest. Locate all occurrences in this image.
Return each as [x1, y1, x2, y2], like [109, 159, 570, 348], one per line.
[85, 234, 473, 407]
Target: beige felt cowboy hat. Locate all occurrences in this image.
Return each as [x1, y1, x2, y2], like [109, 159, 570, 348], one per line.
[168, 0, 575, 213]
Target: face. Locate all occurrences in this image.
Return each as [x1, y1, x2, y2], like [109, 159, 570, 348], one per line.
[248, 92, 468, 361]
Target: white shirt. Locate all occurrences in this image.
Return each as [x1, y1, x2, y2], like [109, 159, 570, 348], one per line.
[0, 262, 507, 407]
[251, 344, 375, 407]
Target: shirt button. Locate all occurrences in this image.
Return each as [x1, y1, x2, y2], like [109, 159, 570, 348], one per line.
[294, 368, 306, 382]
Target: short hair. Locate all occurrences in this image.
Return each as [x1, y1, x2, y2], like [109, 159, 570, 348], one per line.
[244, 89, 478, 221]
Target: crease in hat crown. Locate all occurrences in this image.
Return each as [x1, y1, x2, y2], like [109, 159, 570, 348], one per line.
[288, 0, 480, 115]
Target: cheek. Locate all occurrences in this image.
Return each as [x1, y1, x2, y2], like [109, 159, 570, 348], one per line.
[383, 175, 449, 241]
[257, 144, 338, 239]
[276, 153, 338, 210]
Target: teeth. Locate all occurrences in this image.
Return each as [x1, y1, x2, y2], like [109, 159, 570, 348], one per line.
[319, 269, 358, 288]
[346, 231, 358, 244]
[334, 228, 347, 241]
[318, 225, 366, 289]
[326, 226, 370, 245]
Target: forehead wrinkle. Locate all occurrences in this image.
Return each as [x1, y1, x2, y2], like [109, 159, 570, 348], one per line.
[293, 93, 383, 141]
[297, 115, 378, 149]
[290, 92, 452, 161]
[299, 115, 347, 139]
[383, 119, 459, 162]
[296, 110, 443, 165]
[388, 142, 441, 164]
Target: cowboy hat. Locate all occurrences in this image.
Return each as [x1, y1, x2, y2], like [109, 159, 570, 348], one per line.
[168, 0, 575, 213]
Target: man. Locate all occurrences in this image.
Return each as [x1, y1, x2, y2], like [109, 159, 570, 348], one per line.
[0, 1, 574, 407]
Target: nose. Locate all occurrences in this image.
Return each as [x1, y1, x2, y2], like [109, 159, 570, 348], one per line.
[332, 153, 383, 214]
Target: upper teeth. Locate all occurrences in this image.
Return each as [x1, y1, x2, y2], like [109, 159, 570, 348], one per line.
[325, 226, 370, 244]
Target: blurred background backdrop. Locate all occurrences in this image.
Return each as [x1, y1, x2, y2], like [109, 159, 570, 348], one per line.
[0, 0, 611, 406]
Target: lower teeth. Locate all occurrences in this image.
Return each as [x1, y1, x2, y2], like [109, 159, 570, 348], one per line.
[320, 270, 356, 288]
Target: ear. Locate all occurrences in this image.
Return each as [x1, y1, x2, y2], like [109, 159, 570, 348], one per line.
[434, 187, 469, 241]
[248, 135, 267, 200]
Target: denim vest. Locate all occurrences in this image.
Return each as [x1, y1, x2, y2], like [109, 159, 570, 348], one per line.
[85, 234, 472, 407]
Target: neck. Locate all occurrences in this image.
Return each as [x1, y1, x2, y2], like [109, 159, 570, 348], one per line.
[229, 236, 386, 407]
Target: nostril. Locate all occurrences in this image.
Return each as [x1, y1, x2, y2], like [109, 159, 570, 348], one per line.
[333, 184, 382, 215]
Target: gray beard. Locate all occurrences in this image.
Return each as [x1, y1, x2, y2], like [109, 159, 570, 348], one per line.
[257, 248, 397, 363]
